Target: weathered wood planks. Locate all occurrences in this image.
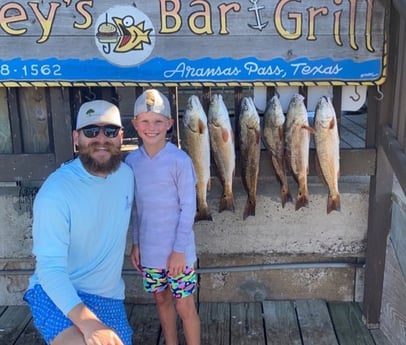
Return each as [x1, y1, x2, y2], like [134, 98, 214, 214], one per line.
[129, 303, 161, 345]
[380, 240, 406, 345]
[200, 302, 230, 345]
[295, 299, 339, 345]
[1, 299, 395, 344]
[230, 302, 265, 345]
[0, 305, 33, 344]
[13, 319, 45, 345]
[19, 88, 50, 154]
[263, 300, 302, 345]
[328, 302, 376, 345]
[0, 88, 12, 153]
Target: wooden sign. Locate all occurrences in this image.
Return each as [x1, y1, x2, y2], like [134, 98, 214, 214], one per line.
[0, 0, 387, 87]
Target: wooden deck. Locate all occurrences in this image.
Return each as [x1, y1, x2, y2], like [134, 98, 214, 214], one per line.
[0, 300, 393, 345]
[338, 112, 367, 149]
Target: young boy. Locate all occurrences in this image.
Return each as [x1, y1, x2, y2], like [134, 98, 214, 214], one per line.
[125, 89, 201, 345]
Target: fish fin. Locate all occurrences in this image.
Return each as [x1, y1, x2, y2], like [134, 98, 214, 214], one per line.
[243, 198, 256, 220]
[221, 127, 229, 143]
[315, 155, 328, 187]
[198, 119, 206, 134]
[327, 194, 341, 214]
[278, 127, 284, 142]
[303, 125, 315, 134]
[295, 193, 309, 210]
[194, 209, 213, 222]
[255, 129, 261, 145]
[281, 187, 293, 208]
[219, 195, 235, 212]
[328, 118, 336, 130]
[207, 178, 211, 192]
[261, 136, 271, 152]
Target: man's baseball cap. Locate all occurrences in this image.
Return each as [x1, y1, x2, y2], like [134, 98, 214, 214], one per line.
[76, 100, 122, 130]
[134, 89, 171, 118]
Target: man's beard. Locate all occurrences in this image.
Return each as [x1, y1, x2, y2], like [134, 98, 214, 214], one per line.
[78, 142, 122, 175]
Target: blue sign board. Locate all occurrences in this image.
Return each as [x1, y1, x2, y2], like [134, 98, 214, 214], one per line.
[0, 1, 387, 87]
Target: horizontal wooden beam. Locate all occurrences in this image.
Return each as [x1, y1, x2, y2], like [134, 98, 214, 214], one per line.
[0, 154, 56, 182]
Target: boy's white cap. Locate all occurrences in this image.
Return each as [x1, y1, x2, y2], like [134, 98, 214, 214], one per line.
[76, 100, 122, 130]
[134, 89, 171, 118]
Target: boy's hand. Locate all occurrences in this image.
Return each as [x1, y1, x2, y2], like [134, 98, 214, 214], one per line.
[130, 244, 142, 272]
[167, 251, 186, 277]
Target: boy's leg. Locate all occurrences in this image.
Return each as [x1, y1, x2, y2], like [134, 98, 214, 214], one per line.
[154, 288, 178, 345]
[175, 295, 201, 345]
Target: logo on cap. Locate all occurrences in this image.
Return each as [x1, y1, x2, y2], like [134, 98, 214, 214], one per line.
[85, 108, 96, 117]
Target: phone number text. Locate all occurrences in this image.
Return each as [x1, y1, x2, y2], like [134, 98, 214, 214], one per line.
[0, 64, 62, 78]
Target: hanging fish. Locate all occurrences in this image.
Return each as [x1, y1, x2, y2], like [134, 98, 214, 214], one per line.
[239, 97, 261, 220]
[182, 95, 213, 222]
[285, 94, 313, 210]
[208, 94, 236, 212]
[314, 96, 341, 214]
[263, 95, 292, 207]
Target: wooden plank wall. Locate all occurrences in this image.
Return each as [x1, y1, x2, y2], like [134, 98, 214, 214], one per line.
[362, 0, 406, 327]
[0, 84, 377, 182]
[0, 88, 12, 153]
[19, 88, 50, 154]
[380, 240, 406, 345]
[379, 180, 406, 345]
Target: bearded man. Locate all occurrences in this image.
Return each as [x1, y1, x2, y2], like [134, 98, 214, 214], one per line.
[24, 100, 134, 345]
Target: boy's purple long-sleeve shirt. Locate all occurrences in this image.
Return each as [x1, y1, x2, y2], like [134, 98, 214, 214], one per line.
[125, 142, 198, 268]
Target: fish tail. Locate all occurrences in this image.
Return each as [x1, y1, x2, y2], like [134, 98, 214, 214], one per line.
[281, 187, 293, 208]
[295, 193, 309, 210]
[243, 197, 256, 220]
[327, 194, 341, 214]
[194, 208, 213, 222]
[219, 195, 235, 212]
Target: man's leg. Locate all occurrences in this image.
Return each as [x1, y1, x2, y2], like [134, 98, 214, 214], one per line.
[51, 326, 86, 345]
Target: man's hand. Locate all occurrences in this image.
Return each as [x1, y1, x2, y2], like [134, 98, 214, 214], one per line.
[68, 303, 124, 345]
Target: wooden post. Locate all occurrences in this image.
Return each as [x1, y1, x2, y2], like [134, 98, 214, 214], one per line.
[363, 144, 393, 327]
[0, 88, 12, 153]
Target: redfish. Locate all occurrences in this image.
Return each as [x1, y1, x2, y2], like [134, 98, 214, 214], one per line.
[314, 96, 341, 214]
[285, 94, 313, 210]
[239, 97, 261, 220]
[183, 95, 213, 222]
[208, 94, 236, 212]
[263, 95, 292, 207]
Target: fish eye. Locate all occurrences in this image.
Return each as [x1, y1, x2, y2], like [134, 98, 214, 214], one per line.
[123, 16, 134, 27]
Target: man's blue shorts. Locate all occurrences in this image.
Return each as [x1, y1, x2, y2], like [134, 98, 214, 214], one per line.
[23, 284, 133, 345]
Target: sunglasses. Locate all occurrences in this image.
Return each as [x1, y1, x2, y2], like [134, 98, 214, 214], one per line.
[81, 125, 121, 138]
